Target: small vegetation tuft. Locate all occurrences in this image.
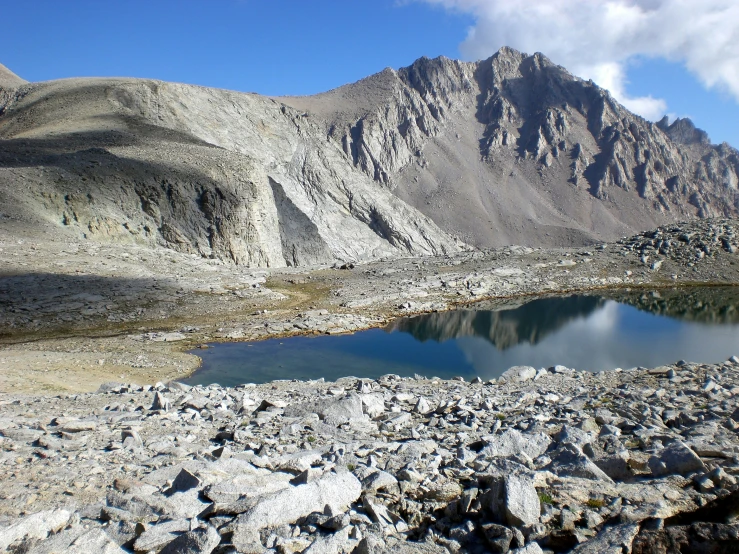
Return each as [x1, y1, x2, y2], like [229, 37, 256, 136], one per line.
[538, 492, 554, 505]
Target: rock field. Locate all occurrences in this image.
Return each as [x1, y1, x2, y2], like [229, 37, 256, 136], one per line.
[0, 218, 738, 552]
[2, 357, 739, 553]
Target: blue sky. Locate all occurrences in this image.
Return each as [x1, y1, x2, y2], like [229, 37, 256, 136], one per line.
[2, 0, 737, 147]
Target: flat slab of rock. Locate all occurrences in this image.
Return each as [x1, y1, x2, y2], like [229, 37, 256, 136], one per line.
[232, 471, 361, 553]
[570, 523, 639, 553]
[285, 393, 366, 426]
[65, 529, 126, 554]
[133, 519, 191, 552]
[480, 429, 551, 459]
[0, 509, 71, 551]
[498, 366, 537, 384]
[546, 444, 614, 482]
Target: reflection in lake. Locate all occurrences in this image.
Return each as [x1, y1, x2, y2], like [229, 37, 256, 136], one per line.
[387, 296, 605, 349]
[184, 287, 739, 386]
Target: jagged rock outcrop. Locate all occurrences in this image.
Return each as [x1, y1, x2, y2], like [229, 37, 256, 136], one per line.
[1, 47, 738, 266]
[283, 47, 739, 248]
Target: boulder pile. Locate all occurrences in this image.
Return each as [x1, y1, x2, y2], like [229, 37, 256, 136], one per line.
[2, 357, 739, 552]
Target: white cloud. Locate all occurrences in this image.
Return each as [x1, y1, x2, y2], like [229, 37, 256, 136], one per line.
[418, 0, 739, 120]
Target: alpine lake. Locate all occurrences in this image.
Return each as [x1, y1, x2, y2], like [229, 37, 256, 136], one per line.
[184, 286, 739, 387]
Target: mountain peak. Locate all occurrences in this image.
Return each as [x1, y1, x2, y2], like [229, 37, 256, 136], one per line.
[0, 63, 27, 89]
[657, 116, 710, 146]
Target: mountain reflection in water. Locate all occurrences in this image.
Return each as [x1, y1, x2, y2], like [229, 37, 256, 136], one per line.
[387, 296, 605, 350]
[388, 287, 739, 376]
[184, 287, 739, 386]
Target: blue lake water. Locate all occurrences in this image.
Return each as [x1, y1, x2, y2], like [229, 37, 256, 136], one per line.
[184, 287, 739, 386]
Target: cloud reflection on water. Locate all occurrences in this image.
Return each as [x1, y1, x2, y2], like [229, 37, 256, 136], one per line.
[451, 300, 739, 380]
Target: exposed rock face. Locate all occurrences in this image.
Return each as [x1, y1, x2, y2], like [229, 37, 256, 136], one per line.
[284, 47, 739, 247]
[1, 48, 738, 266]
[0, 75, 463, 267]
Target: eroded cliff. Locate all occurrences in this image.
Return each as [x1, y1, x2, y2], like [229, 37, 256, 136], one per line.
[1, 47, 738, 265]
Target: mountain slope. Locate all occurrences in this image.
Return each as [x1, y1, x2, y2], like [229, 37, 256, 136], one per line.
[0, 63, 26, 89]
[0, 49, 737, 267]
[282, 48, 739, 248]
[0, 76, 464, 267]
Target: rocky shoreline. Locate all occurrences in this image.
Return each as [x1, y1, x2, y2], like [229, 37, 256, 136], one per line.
[2, 356, 739, 553]
[2, 218, 738, 394]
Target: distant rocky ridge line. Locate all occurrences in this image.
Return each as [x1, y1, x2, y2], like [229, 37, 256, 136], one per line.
[1, 47, 738, 267]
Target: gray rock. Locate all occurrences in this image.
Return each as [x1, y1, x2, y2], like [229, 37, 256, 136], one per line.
[414, 396, 432, 415]
[569, 523, 639, 553]
[553, 425, 593, 449]
[1, 427, 45, 443]
[97, 382, 125, 393]
[360, 536, 451, 553]
[594, 450, 633, 481]
[133, 519, 191, 552]
[24, 526, 89, 554]
[151, 391, 171, 412]
[648, 440, 707, 477]
[353, 534, 386, 554]
[290, 468, 324, 486]
[480, 429, 551, 459]
[363, 497, 396, 527]
[163, 490, 210, 519]
[302, 526, 355, 554]
[231, 472, 361, 553]
[275, 450, 323, 474]
[486, 475, 541, 527]
[510, 544, 544, 554]
[65, 529, 127, 554]
[361, 470, 398, 493]
[361, 393, 386, 419]
[499, 366, 537, 384]
[285, 394, 365, 426]
[0, 509, 71, 551]
[59, 420, 97, 433]
[159, 525, 220, 554]
[546, 444, 614, 482]
[122, 429, 143, 449]
[481, 523, 514, 553]
[167, 468, 202, 494]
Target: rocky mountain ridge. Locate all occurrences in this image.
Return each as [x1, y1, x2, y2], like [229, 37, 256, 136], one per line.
[1, 48, 738, 267]
[283, 48, 739, 247]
